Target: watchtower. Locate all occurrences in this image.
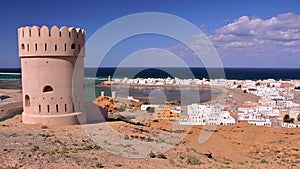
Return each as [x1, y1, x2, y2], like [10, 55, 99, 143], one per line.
[18, 25, 86, 125]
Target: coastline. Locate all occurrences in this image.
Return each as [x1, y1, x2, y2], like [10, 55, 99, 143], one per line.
[97, 81, 214, 89]
[0, 89, 23, 120]
[97, 81, 227, 105]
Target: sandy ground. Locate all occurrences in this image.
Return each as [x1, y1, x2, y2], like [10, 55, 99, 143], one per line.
[0, 114, 299, 168]
[0, 87, 299, 168]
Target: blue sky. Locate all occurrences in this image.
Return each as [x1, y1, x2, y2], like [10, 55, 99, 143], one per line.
[1, 0, 300, 68]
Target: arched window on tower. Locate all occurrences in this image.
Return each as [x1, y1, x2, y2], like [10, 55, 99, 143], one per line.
[71, 43, 76, 49]
[43, 85, 54, 93]
[21, 44, 25, 50]
[25, 95, 30, 107]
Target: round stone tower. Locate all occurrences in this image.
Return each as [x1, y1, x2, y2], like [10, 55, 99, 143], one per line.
[18, 25, 86, 125]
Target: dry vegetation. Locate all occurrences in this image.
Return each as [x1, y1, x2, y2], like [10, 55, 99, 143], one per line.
[0, 114, 299, 168]
[1, 88, 300, 168]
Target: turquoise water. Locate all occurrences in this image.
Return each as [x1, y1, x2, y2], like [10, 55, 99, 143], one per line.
[0, 69, 215, 104]
[0, 73, 108, 102]
[0, 73, 214, 104]
[84, 78, 110, 102]
[0, 74, 22, 89]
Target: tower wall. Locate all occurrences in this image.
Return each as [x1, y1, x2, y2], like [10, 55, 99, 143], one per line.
[18, 25, 86, 125]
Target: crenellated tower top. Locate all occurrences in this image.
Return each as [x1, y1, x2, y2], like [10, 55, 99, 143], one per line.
[18, 25, 85, 57]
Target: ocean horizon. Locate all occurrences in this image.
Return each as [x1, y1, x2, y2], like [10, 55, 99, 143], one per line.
[2, 67, 300, 102]
[1, 67, 300, 80]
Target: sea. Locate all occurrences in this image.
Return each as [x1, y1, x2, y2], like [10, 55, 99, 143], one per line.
[1, 68, 300, 103]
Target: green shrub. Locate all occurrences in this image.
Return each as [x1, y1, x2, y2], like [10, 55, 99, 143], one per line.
[186, 156, 202, 165]
[52, 140, 64, 145]
[38, 133, 53, 138]
[145, 137, 154, 142]
[94, 145, 102, 150]
[31, 145, 39, 152]
[146, 107, 155, 113]
[157, 152, 167, 159]
[115, 163, 122, 167]
[261, 159, 268, 164]
[95, 163, 104, 168]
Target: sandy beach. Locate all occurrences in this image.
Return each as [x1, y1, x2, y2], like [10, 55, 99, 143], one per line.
[0, 89, 23, 120]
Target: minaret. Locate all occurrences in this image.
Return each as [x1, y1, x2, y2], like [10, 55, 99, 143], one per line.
[18, 25, 86, 125]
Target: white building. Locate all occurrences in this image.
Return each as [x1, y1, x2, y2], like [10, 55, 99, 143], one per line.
[259, 98, 276, 108]
[255, 106, 279, 117]
[248, 119, 272, 127]
[179, 104, 208, 125]
[282, 122, 300, 128]
[206, 110, 235, 125]
[238, 111, 262, 121]
[179, 103, 235, 126]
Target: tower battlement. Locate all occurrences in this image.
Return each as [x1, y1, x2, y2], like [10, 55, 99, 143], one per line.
[18, 25, 85, 57]
[18, 25, 86, 125]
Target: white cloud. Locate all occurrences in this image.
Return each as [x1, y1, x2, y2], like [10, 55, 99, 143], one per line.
[212, 13, 300, 64]
[166, 12, 300, 67]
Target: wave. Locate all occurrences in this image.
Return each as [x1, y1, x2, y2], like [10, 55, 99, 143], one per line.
[0, 78, 21, 81]
[0, 73, 21, 75]
[84, 77, 107, 81]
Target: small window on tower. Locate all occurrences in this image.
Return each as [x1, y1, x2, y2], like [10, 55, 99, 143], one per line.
[21, 44, 25, 50]
[71, 43, 76, 49]
[25, 95, 30, 107]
